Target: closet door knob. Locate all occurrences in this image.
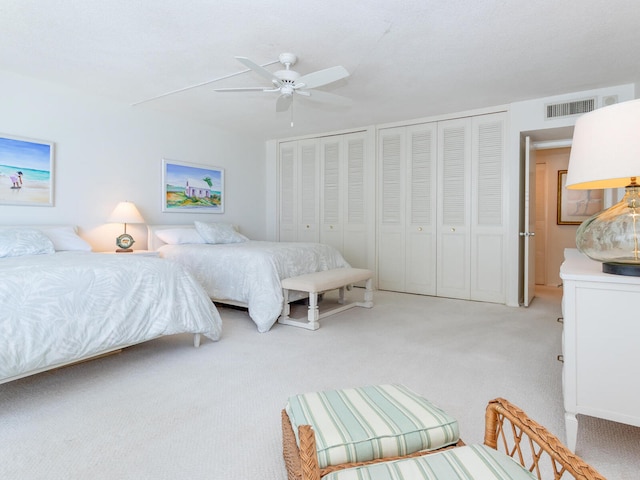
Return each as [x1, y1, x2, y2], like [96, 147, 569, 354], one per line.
[418, 227, 423, 232]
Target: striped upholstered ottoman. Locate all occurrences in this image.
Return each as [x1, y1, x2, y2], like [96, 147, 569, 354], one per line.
[282, 384, 462, 480]
[321, 444, 537, 480]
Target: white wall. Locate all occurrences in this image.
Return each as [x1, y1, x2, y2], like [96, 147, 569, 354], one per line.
[264, 139, 278, 241]
[505, 84, 635, 306]
[0, 71, 266, 251]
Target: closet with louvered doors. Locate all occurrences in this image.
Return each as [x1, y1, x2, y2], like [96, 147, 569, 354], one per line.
[436, 112, 506, 302]
[377, 112, 507, 302]
[319, 131, 369, 269]
[278, 138, 320, 242]
[377, 123, 438, 295]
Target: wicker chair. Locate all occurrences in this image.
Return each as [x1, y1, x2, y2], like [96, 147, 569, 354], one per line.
[484, 398, 606, 480]
[282, 397, 606, 480]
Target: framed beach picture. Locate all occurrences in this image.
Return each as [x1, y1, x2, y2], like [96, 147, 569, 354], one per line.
[0, 134, 54, 206]
[557, 169, 603, 225]
[162, 159, 224, 213]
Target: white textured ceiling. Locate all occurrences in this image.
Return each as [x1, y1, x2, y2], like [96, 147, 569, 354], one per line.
[1, 0, 639, 140]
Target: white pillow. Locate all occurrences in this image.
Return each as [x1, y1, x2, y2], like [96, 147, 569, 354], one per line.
[194, 221, 248, 244]
[40, 226, 92, 251]
[0, 229, 55, 258]
[156, 228, 206, 245]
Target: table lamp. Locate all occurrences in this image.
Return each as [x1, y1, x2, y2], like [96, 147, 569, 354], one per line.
[107, 201, 144, 252]
[565, 98, 640, 276]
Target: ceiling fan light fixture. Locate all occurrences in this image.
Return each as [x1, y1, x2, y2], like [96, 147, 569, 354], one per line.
[275, 70, 300, 82]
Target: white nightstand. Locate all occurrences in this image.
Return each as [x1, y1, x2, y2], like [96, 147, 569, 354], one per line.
[102, 250, 160, 257]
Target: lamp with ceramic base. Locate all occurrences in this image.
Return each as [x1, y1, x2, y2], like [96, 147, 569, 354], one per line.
[107, 201, 144, 252]
[566, 98, 640, 276]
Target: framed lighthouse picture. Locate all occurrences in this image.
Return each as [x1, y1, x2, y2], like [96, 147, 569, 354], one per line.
[162, 159, 224, 213]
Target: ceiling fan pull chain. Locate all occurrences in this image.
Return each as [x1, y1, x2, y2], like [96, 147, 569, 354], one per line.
[290, 98, 294, 127]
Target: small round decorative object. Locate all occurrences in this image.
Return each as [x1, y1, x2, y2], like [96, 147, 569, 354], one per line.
[116, 233, 135, 251]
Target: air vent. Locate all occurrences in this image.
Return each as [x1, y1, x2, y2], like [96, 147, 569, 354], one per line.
[545, 97, 596, 119]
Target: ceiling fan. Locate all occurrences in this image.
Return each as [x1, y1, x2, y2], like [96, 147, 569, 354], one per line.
[213, 53, 352, 114]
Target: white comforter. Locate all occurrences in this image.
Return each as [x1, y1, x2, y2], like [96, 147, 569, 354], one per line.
[158, 241, 351, 332]
[0, 252, 222, 382]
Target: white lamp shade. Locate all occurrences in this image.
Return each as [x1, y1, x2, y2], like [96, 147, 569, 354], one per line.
[566, 98, 640, 190]
[107, 201, 144, 224]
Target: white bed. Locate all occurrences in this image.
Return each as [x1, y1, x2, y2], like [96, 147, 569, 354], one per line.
[148, 224, 351, 333]
[0, 227, 223, 384]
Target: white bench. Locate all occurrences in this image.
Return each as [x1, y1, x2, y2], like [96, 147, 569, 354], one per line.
[278, 268, 373, 330]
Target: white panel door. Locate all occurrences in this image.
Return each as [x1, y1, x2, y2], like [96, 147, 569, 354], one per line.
[320, 132, 368, 269]
[377, 127, 406, 292]
[405, 123, 437, 295]
[320, 137, 343, 251]
[297, 139, 320, 242]
[470, 113, 506, 303]
[278, 141, 297, 242]
[342, 133, 368, 269]
[437, 118, 471, 299]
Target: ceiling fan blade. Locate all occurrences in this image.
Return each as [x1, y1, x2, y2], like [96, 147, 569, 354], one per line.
[300, 89, 353, 107]
[213, 87, 273, 92]
[295, 66, 349, 89]
[276, 95, 293, 112]
[235, 56, 282, 86]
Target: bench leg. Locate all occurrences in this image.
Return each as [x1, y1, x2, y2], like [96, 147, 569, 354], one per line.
[307, 292, 320, 329]
[338, 286, 345, 305]
[363, 278, 374, 308]
[278, 289, 320, 330]
[282, 288, 291, 319]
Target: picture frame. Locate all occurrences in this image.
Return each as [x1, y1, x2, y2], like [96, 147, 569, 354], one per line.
[557, 169, 603, 225]
[162, 159, 224, 213]
[0, 134, 54, 206]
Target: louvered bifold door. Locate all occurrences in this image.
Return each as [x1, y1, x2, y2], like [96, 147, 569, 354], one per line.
[320, 137, 342, 252]
[342, 133, 368, 269]
[297, 139, 320, 242]
[279, 141, 297, 242]
[405, 123, 437, 295]
[437, 118, 471, 300]
[470, 113, 506, 303]
[377, 127, 406, 292]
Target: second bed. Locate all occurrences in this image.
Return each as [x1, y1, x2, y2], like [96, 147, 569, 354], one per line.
[148, 224, 350, 332]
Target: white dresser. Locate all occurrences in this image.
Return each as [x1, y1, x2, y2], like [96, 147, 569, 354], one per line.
[560, 248, 640, 452]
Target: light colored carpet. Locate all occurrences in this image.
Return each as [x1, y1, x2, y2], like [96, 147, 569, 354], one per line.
[1, 287, 638, 479]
